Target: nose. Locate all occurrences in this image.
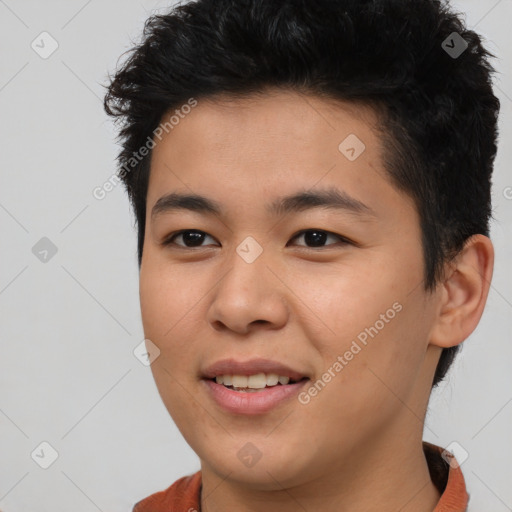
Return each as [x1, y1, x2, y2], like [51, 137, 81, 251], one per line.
[206, 246, 289, 336]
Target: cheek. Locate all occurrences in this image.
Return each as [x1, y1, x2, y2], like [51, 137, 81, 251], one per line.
[139, 262, 201, 420]
[139, 257, 197, 339]
[139, 257, 215, 385]
[288, 257, 427, 394]
[287, 258, 400, 348]
[139, 266, 168, 341]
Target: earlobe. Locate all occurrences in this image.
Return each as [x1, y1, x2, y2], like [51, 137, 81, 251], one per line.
[429, 234, 494, 349]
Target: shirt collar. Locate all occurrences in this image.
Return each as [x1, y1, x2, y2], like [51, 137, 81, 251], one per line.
[423, 441, 469, 511]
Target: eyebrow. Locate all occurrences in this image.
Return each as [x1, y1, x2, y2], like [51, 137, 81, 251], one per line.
[151, 187, 377, 221]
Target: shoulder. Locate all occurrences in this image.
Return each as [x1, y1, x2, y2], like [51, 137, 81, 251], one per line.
[133, 470, 202, 512]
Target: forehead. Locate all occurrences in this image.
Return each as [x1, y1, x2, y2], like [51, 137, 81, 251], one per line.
[153, 90, 381, 160]
[147, 89, 416, 225]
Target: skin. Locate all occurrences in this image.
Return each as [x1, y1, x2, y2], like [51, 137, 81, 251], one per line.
[139, 88, 494, 511]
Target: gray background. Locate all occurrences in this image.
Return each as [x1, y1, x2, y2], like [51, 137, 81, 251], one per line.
[0, 0, 511, 510]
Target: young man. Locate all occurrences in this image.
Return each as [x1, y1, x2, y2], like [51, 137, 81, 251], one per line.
[104, 0, 499, 510]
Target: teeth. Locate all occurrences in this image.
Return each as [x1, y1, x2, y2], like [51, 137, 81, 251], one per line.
[215, 373, 294, 389]
[232, 375, 248, 388]
[266, 374, 279, 386]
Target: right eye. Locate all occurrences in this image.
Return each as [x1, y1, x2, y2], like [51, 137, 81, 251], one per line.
[162, 230, 219, 248]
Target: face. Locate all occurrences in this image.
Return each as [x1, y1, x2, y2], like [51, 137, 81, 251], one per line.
[139, 89, 442, 489]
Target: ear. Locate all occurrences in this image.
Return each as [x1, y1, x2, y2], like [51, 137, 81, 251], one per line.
[429, 234, 494, 349]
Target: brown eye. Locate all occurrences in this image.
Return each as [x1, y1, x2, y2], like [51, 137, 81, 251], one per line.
[288, 229, 350, 248]
[163, 230, 218, 248]
[162, 228, 351, 250]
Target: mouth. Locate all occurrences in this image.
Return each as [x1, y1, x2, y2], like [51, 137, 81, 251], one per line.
[202, 374, 310, 415]
[205, 374, 309, 392]
[200, 358, 311, 414]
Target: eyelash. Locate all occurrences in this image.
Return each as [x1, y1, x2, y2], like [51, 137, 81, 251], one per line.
[161, 229, 353, 250]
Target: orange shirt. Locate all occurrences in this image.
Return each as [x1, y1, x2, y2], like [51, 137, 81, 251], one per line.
[133, 442, 468, 511]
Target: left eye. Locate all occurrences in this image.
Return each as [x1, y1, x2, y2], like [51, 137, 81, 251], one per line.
[288, 229, 350, 248]
[162, 229, 350, 249]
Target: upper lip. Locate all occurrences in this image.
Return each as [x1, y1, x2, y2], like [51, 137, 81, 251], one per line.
[202, 358, 308, 382]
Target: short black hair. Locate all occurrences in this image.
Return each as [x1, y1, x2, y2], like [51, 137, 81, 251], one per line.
[103, 0, 500, 388]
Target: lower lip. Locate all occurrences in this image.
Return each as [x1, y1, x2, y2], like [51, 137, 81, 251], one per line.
[202, 378, 309, 415]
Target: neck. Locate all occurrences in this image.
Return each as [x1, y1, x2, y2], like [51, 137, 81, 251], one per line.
[199, 431, 441, 512]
